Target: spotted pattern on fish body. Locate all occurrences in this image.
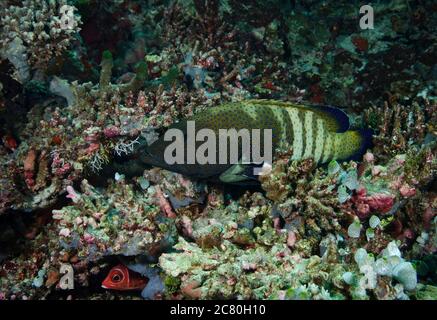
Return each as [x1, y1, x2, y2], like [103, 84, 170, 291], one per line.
[200, 100, 368, 163]
[298, 110, 307, 158]
[280, 108, 294, 146]
[303, 111, 314, 159]
[286, 108, 303, 160]
[322, 133, 333, 163]
[141, 99, 373, 182]
[314, 119, 325, 163]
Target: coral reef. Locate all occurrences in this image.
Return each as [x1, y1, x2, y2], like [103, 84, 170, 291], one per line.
[0, 0, 436, 301]
[363, 101, 436, 161]
[284, 1, 437, 106]
[0, 0, 82, 80]
[52, 177, 178, 261]
[159, 238, 418, 300]
[0, 49, 208, 215]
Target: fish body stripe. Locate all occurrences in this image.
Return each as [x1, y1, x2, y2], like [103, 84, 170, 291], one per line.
[243, 105, 258, 122]
[311, 115, 318, 156]
[314, 119, 325, 163]
[195, 102, 357, 165]
[270, 105, 287, 146]
[281, 108, 294, 146]
[323, 132, 333, 163]
[303, 111, 314, 159]
[287, 108, 303, 160]
[298, 111, 306, 159]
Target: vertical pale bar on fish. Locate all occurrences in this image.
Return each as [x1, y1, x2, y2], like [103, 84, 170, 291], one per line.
[287, 108, 303, 160]
[303, 111, 314, 159]
[314, 119, 325, 163]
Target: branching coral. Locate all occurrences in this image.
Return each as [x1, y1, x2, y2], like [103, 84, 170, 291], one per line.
[0, 0, 82, 77]
[0, 48, 210, 215]
[284, 1, 437, 106]
[259, 154, 349, 257]
[353, 143, 436, 249]
[259, 137, 436, 260]
[363, 100, 436, 161]
[159, 237, 345, 300]
[152, 1, 303, 102]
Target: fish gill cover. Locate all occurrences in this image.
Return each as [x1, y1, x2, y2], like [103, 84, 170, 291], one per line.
[0, 0, 436, 301]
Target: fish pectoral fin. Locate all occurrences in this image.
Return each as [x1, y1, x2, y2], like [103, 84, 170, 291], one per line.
[219, 162, 262, 184]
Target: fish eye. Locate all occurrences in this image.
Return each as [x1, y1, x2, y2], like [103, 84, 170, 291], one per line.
[112, 272, 123, 282]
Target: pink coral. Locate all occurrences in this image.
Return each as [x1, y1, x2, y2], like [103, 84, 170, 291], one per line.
[366, 194, 395, 213]
[403, 229, 415, 240]
[353, 187, 395, 218]
[23, 149, 37, 188]
[371, 165, 384, 176]
[155, 186, 176, 218]
[56, 163, 72, 176]
[83, 233, 95, 244]
[399, 184, 416, 198]
[51, 152, 72, 176]
[66, 186, 79, 201]
[363, 152, 375, 163]
[356, 203, 371, 218]
[103, 126, 121, 138]
[84, 143, 100, 155]
[287, 230, 297, 247]
[423, 206, 435, 230]
[137, 91, 148, 110]
[180, 215, 193, 238]
[85, 133, 99, 142]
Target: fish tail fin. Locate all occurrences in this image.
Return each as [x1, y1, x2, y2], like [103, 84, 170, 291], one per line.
[338, 128, 374, 161]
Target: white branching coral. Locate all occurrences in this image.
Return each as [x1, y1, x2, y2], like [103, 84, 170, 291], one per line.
[114, 137, 141, 157]
[89, 152, 106, 173]
[0, 0, 81, 76]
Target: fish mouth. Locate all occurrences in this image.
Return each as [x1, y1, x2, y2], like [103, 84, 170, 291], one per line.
[101, 285, 109, 289]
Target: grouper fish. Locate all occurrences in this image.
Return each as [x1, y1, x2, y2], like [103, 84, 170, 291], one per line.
[137, 99, 373, 184]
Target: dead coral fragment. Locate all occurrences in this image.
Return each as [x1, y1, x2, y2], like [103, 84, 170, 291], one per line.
[52, 179, 177, 261]
[159, 237, 349, 300]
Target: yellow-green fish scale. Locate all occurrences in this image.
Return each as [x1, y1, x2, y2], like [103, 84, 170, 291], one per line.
[314, 119, 325, 163]
[185, 100, 363, 164]
[302, 111, 314, 159]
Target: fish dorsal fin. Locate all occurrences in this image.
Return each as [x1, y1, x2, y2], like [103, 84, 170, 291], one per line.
[308, 104, 350, 132]
[244, 99, 350, 133]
